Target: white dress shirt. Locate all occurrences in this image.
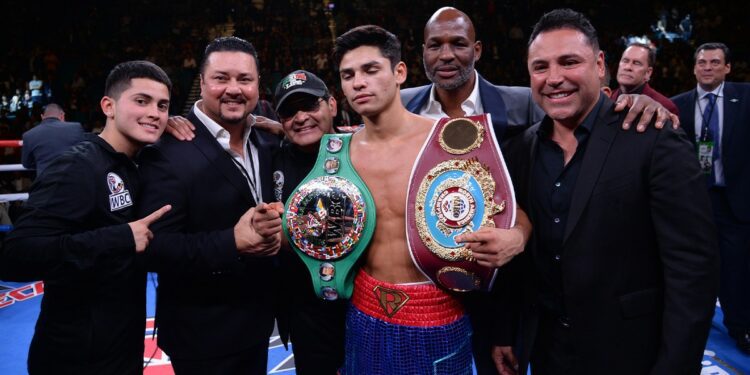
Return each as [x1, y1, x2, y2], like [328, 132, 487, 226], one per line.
[419, 71, 484, 120]
[194, 101, 264, 202]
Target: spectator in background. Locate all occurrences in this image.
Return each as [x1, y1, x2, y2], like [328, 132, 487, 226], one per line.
[182, 53, 197, 70]
[22, 91, 32, 114]
[70, 72, 86, 95]
[9, 90, 21, 113]
[21, 103, 84, 175]
[313, 50, 328, 71]
[28, 74, 43, 104]
[679, 14, 693, 40]
[671, 42, 750, 355]
[612, 43, 679, 114]
[1, 96, 8, 114]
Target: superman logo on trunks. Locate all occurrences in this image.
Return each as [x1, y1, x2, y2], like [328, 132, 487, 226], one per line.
[372, 286, 410, 318]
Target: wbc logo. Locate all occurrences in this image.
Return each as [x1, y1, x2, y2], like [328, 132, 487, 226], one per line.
[107, 172, 132, 211]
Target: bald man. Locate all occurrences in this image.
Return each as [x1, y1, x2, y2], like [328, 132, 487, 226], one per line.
[22, 103, 85, 175]
[401, 7, 543, 141]
[399, 10, 539, 373]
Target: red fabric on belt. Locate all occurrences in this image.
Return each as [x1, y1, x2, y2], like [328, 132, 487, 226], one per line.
[351, 269, 464, 327]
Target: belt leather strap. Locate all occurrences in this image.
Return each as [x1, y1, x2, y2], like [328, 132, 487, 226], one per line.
[406, 114, 516, 292]
[283, 134, 376, 300]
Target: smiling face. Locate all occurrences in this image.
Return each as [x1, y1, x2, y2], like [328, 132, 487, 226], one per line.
[338, 45, 406, 119]
[100, 78, 170, 156]
[527, 28, 604, 129]
[279, 93, 336, 152]
[616, 45, 653, 92]
[694, 48, 731, 92]
[199, 51, 259, 127]
[422, 11, 481, 91]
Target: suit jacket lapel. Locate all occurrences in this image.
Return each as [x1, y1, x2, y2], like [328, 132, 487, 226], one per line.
[506, 123, 539, 246]
[525, 127, 540, 222]
[405, 85, 431, 114]
[563, 100, 619, 243]
[682, 90, 698, 143]
[477, 74, 509, 139]
[721, 82, 738, 151]
[188, 111, 255, 205]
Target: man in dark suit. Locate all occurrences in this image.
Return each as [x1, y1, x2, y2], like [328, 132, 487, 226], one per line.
[500, 9, 719, 374]
[21, 103, 84, 175]
[401, 8, 685, 374]
[611, 43, 679, 115]
[137, 36, 283, 374]
[671, 42, 750, 354]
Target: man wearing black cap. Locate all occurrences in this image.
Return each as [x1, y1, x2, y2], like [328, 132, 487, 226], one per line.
[271, 69, 346, 374]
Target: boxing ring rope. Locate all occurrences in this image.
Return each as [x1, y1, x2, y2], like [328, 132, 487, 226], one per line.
[0, 140, 23, 148]
[0, 139, 31, 232]
[0, 164, 29, 172]
[0, 193, 29, 201]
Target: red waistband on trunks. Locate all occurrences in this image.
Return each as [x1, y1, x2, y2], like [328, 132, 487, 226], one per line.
[351, 269, 464, 327]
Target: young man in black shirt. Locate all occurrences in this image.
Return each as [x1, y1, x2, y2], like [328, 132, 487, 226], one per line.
[0, 61, 173, 374]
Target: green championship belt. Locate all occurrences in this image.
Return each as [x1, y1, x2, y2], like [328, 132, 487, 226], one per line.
[283, 134, 376, 300]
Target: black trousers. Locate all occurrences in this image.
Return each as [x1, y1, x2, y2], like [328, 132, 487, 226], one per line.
[275, 249, 347, 375]
[170, 342, 268, 375]
[710, 187, 750, 337]
[530, 311, 576, 375]
[289, 297, 347, 374]
[471, 312, 499, 375]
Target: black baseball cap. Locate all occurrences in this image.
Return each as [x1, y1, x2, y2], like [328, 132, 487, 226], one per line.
[274, 70, 328, 112]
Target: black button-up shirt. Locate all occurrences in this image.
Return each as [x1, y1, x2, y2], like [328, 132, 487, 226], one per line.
[531, 95, 605, 315]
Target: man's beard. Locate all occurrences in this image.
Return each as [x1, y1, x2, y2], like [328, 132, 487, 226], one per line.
[220, 112, 248, 125]
[424, 60, 474, 91]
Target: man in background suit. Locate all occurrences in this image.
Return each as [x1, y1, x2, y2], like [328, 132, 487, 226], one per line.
[502, 9, 718, 374]
[671, 42, 750, 355]
[611, 43, 679, 115]
[21, 103, 84, 175]
[137, 36, 283, 374]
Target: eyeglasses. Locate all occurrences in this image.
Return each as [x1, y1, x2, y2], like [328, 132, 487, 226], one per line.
[278, 97, 325, 120]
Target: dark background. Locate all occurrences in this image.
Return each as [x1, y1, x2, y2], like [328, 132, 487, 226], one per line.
[0, 0, 745, 192]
